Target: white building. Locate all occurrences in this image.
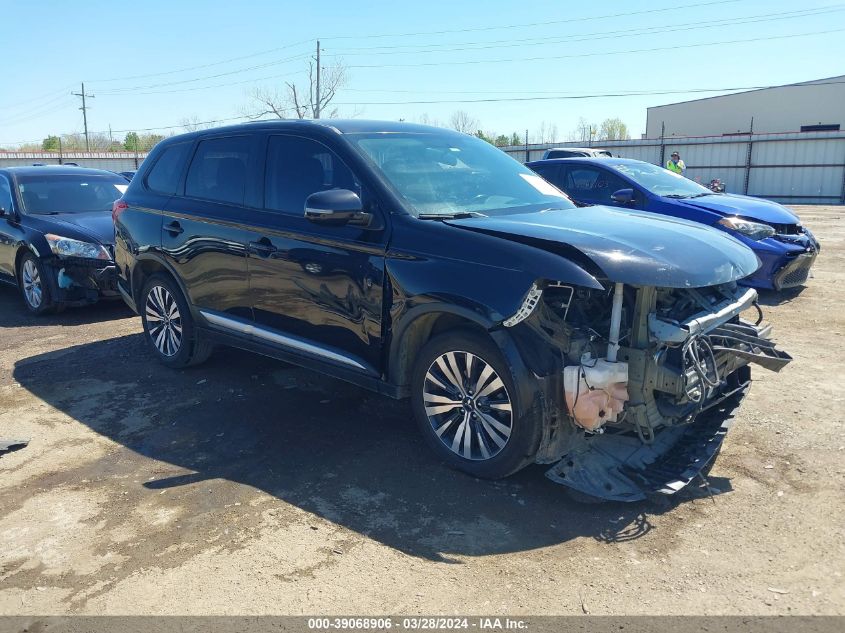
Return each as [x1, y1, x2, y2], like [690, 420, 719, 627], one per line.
[646, 76, 845, 138]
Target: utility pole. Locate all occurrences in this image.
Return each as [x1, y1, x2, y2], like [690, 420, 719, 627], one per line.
[314, 40, 321, 119]
[524, 128, 529, 163]
[72, 82, 94, 151]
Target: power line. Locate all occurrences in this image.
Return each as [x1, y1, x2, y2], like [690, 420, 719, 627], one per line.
[95, 52, 312, 94]
[328, 5, 845, 56]
[332, 81, 845, 106]
[6, 80, 845, 148]
[341, 27, 845, 68]
[321, 0, 741, 40]
[90, 38, 314, 83]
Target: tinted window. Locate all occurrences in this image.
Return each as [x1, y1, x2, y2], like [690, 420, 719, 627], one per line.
[264, 135, 359, 214]
[547, 150, 584, 159]
[0, 175, 12, 211]
[17, 174, 128, 214]
[185, 136, 251, 205]
[560, 166, 629, 204]
[530, 164, 560, 183]
[146, 143, 191, 195]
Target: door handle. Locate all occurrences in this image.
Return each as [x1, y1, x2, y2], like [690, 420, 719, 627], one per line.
[248, 238, 278, 257]
[164, 221, 184, 235]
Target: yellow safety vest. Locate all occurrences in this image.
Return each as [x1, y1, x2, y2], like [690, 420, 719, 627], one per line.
[666, 159, 685, 174]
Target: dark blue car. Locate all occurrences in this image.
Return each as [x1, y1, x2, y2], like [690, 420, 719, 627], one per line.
[527, 157, 820, 290]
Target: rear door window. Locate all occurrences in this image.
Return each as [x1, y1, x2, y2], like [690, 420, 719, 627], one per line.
[0, 174, 12, 212]
[145, 142, 191, 195]
[560, 166, 628, 205]
[185, 136, 252, 205]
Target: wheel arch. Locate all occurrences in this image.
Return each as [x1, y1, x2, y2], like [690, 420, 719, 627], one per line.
[131, 254, 192, 314]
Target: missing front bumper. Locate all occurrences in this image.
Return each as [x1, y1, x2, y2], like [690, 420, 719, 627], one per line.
[46, 259, 118, 305]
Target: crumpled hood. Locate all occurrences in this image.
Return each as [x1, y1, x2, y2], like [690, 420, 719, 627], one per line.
[445, 206, 760, 288]
[34, 211, 115, 246]
[679, 193, 799, 224]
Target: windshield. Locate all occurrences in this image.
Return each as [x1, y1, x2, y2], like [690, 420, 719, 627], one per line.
[611, 162, 712, 198]
[347, 131, 574, 217]
[17, 174, 128, 214]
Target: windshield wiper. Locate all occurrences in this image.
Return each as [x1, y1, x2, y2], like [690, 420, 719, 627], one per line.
[689, 192, 718, 198]
[418, 211, 487, 220]
[663, 194, 691, 199]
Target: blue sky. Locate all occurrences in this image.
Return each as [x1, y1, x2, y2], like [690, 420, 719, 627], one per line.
[2, 0, 844, 147]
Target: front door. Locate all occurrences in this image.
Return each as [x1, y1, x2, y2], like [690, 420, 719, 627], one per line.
[243, 134, 387, 374]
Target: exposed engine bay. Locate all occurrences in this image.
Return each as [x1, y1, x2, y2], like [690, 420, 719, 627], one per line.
[507, 280, 792, 502]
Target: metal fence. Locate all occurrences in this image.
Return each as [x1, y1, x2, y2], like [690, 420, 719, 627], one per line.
[0, 151, 149, 172]
[502, 130, 845, 204]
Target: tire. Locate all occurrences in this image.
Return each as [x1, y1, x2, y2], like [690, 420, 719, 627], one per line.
[18, 252, 56, 315]
[410, 330, 541, 479]
[140, 274, 213, 368]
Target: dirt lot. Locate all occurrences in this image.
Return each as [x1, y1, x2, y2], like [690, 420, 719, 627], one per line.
[0, 206, 843, 615]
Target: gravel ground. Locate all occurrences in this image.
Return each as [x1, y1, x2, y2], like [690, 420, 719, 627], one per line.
[0, 205, 842, 615]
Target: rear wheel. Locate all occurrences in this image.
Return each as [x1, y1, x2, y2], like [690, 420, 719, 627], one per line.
[410, 330, 540, 479]
[18, 253, 56, 314]
[141, 274, 212, 368]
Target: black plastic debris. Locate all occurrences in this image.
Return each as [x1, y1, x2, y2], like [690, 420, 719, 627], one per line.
[0, 438, 29, 457]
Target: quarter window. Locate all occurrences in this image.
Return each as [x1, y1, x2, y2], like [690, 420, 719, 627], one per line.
[185, 136, 251, 205]
[145, 142, 191, 195]
[264, 135, 359, 214]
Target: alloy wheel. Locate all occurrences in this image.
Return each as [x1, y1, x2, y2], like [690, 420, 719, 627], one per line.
[423, 351, 513, 461]
[145, 285, 183, 357]
[22, 259, 42, 309]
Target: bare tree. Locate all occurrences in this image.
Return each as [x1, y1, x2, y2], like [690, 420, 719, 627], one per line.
[247, 59, 348, 120]
[449, 110, 479, 134]
[532, 121, 559, 144]
[571, 117, 598, 144]
[180, 115, 213, 132]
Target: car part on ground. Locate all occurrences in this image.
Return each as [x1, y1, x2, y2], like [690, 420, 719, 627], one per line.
[114, 120, 791, 501]
[0, 438, 29, 458]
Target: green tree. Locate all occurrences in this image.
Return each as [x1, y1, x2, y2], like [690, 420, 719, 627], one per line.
[42, 135, 60, 151]
[511, 132, 522, 146]
[494, 134, 511, 147]
[599, 117, 630, 141]
[474, 129, 496, 144]
[124, 132, 140, 151]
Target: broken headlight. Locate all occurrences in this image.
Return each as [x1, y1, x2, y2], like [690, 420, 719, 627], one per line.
[45, 234, 110, 261]
[717, 216, 775, 241]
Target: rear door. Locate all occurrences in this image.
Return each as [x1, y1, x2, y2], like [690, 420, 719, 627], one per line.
[241, 133, 388, 374]
[161, 134, 257, 320]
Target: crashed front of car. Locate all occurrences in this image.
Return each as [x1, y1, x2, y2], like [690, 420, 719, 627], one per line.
[449, 208, 792, 502]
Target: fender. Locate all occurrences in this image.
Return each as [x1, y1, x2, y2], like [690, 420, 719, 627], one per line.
[130, 251, 196, 318]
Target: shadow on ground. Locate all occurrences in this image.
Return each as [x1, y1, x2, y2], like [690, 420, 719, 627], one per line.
[0, 284, 132, 328]
[11, 333, 713, 562]
[755, 285, 807, 306]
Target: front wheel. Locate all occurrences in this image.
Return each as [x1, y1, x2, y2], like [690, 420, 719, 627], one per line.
[141, 274, 212, 368]
[410, 330, 540, 479]
[18, 253, 56, 314]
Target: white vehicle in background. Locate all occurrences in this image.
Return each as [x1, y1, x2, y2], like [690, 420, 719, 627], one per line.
[542, 147, 613, 159]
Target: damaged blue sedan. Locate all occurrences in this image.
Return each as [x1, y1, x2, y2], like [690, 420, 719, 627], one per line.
[528, 157, 820, 291]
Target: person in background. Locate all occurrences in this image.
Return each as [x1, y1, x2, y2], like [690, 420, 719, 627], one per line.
[666, 151, 686, 175]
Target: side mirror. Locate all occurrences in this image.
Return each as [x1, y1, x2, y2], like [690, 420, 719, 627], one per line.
[611, 188, 635, 205]
[304, 189, 371, 227]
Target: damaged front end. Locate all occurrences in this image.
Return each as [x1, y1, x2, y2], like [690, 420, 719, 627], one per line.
[507, 279, 791, 502]
[44, 256, 119, 306]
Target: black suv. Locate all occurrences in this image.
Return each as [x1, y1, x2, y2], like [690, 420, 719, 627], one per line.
[114, 120, 790, 502]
